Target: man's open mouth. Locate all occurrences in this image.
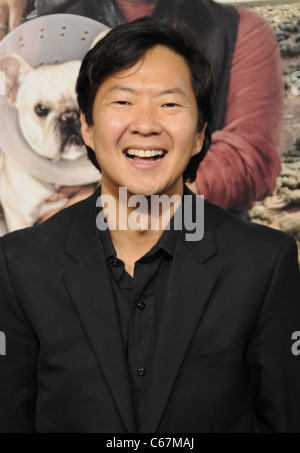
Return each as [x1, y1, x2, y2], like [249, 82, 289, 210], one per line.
[123, 148, 168, 162]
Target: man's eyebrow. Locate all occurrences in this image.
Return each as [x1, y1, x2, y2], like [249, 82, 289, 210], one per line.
[107, 86, 138, 94]
[107, 86, 188, 97]
[157, 88, 188, 97]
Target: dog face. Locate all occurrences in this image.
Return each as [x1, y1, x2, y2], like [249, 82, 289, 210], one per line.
[0, 54, 85, 162]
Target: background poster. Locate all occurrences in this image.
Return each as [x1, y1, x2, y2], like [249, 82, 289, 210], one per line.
[0, 0, 299, 266]
[0, 13, 104, 233]
[247, 1, 300, 266]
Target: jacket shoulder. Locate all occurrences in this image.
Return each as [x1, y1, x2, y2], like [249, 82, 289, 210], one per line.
[204, 200, 296, 263]
[0, 190, 99, 259]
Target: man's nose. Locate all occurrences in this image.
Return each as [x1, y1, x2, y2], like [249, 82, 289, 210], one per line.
[130, 105, 162, 136]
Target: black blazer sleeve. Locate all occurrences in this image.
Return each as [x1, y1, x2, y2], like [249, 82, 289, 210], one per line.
[0, 239, 38, 433]
[246, 236, 300, 433]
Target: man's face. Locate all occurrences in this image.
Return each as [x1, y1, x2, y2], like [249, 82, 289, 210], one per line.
[81, 45, 205, 197]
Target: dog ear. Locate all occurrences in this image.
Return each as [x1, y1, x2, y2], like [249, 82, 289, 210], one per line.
[0, 53, 33, 105]
[90, 29, 111, 50]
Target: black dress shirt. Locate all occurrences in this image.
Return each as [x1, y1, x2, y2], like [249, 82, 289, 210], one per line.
[99, 215, 179, 430]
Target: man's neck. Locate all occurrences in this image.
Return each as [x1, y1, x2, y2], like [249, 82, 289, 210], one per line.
[116, 0, 158, 22]
[100, 180, 184, 276]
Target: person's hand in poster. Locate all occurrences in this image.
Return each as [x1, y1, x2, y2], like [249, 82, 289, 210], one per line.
[0, 0, 27, 40]
[37, 183, 99, 224]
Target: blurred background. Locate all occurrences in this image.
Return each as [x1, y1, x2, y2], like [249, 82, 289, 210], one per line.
[0, 0, 299, 263]
[237, 1, 300, 263]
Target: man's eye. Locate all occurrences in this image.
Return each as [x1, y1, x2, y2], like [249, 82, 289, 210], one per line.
[114, 101, 131, 106]
[162, 103, 180, 108]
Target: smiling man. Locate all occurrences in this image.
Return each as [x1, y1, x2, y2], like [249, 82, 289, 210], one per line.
[79, 38, 209, 275]
[0, 18, 299, 434]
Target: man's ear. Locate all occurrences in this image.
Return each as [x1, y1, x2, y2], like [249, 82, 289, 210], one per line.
[80, 112, 95, 151]
[0, 53, 32, 105]
[192, 122, 208, 157]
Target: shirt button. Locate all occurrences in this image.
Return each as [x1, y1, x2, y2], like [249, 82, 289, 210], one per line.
[137, 301, 146, 310]
[137, 368, 146, 377]
[112, 258, 120, 267]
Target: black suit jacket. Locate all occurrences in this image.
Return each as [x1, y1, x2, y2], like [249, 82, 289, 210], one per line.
[0, 186, 299, 433]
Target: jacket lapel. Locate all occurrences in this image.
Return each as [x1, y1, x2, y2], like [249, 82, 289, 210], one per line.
[141, 192, 219, 433]
[62, 191, 136, 433]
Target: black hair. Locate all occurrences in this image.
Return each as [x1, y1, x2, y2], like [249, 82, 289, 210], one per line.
[76, 16, 214, 183]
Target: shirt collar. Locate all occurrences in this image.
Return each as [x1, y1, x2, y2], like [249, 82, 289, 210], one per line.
[98, 187, 184, 261]
[100, 214, 178, 262]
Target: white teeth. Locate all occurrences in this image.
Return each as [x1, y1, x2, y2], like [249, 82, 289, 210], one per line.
[126, 149, 165, 158]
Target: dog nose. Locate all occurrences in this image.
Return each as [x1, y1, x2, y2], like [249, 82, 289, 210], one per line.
[60, 110, 80, 123]
[68, 134, 84, 147]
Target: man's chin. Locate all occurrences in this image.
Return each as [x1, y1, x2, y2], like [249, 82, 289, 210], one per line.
[104, 176, 182, 198]
[120, 179, 184, 199]
[125, 185, 166, 198]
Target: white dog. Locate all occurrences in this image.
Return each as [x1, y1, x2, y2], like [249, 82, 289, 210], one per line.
[0, 30, 110, 233]
[0, 55, 87, 232]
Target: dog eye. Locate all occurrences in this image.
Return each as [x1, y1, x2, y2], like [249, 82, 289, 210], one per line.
[35, 104, 50, 117]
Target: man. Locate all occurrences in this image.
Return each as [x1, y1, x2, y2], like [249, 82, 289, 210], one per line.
[0, 0, 284, 213]
[0, 18, 299, 434]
